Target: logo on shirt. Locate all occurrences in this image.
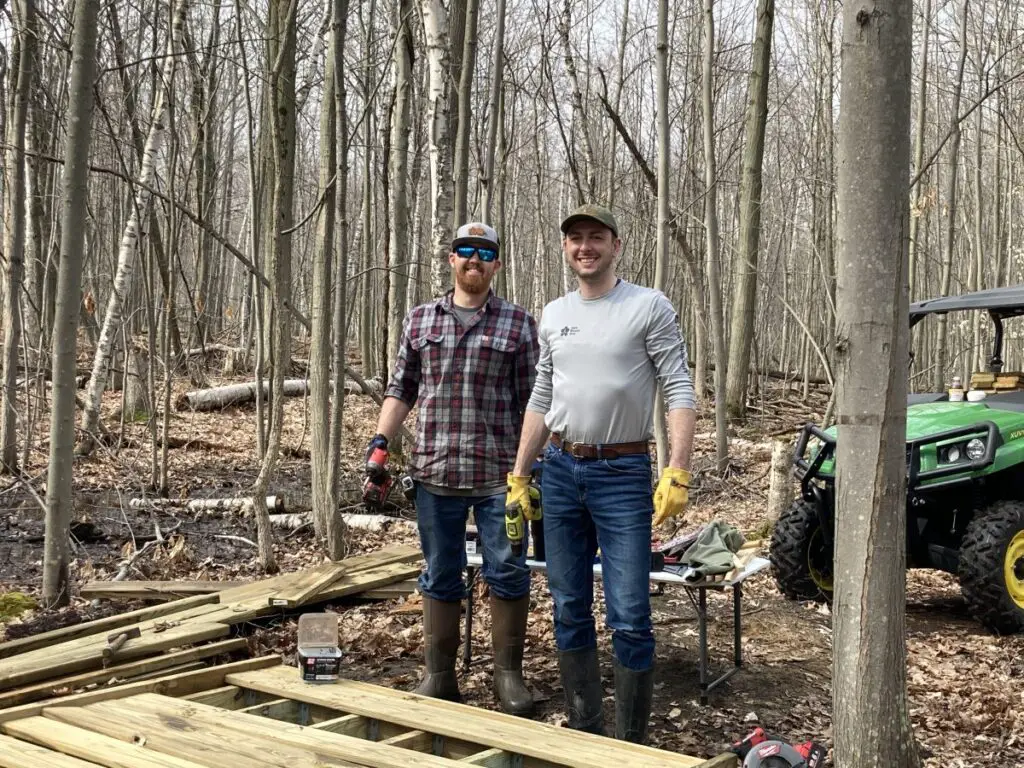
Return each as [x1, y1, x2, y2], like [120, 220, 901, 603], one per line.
[560, 326, 580, 337]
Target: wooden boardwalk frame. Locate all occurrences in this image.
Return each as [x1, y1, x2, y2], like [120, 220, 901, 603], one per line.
[0, 657, 711, 768]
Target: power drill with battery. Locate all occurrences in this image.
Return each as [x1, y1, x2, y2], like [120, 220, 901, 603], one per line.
[505, 480, 542, 558]
[361, 435, 415, 509]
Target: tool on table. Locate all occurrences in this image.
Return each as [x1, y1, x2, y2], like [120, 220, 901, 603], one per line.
[297, 613, 343, 683]
[103, 626, 141, 661]
[729, 727, 827, 768]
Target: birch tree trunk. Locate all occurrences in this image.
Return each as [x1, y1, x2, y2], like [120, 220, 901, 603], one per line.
[387, 0, 413, 375]
[251, 0, 299, 573]
[906, 0, 930, 303]
[1, 0, 37, 473]
[558, 0, 596, 200]
[934, 0, 968, 392]
[701, 0, 728, 472]
[422, 0, 454, 296]
[724, 0, 773, 421]
[43, 0, 100, 607]
[652, 0, 669, 475]
[833, 0, 920, 763]
[78, 0, 187, 453]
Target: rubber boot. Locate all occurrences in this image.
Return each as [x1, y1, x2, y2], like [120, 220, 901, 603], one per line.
[490, 595, 534, 715]
[557, 647, 604, 734]
[413, 597, 462, 701]
[613, 659, 654, 744]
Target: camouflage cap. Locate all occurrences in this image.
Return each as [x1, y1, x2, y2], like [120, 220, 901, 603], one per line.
[453, 222, 500, 251]
[560, 204, 619, 238]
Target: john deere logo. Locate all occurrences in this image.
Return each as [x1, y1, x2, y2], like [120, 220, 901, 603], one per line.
[469, 226, 486, 236]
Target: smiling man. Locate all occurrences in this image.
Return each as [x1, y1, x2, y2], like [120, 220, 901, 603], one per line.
[507, 204, 697, 743]
[367, 222, 539, 714]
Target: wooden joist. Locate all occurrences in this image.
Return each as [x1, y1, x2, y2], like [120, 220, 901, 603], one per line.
[0, 637, 247, 710]
[226, 665, 706, 768]
[80, 580, 247, 601]
[0, 733, 99, 768]
[267, 562, 348, 608]
[0, 656, 281, 724]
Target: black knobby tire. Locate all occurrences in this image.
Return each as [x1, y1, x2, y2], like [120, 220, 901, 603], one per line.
[958, 501, 1024, 634]
[770, 497, 832, 602]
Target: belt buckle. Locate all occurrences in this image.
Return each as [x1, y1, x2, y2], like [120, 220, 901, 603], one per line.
[568, 441, 585, 459]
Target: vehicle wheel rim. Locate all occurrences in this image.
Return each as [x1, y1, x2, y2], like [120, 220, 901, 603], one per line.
[1004, 531, 1024, 608]
[808, 528, 833, 592]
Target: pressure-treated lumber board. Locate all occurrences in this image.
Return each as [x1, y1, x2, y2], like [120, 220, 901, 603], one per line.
[117, 693, 476, 768]
[80, 581, 246, 601]
[227, 666, 706, 768]
[180, 685, 244, 709]
[0, 638, 247, 710]
[459, 749, 558, 768]
[0, 622, 230, 692]
[358, 579, 418, 599]
[0, 656, 280, 724]
[44, 701, 349, 768]
[0, 594, 218, 659]
[267, 561, 348, 608]
[314, 562, 422, 603]
[2, 716, 205, 768]
[0, 733, 100, 768]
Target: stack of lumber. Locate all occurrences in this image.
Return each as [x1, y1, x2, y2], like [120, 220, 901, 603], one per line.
[0, 545, 422, 711]
[0, 657, 718, 767]
[970, 371, 1024, 393]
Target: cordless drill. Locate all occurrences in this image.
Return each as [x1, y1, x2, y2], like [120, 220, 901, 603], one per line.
[362, 436, 393, 510]
[505, 485, 542, 557]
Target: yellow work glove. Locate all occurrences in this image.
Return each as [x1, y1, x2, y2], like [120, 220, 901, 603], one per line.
[526, 486, 543, 521]
[506, 473, 533, 517]
[653, 467, 691, 526]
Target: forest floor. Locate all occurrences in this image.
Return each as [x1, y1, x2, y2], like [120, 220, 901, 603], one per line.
[0, 359, 1020, 767]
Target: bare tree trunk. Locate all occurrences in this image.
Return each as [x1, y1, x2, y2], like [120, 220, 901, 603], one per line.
[652, 0, 669, 475]
[422, 0, 454, 295]
[725, 0, 773, 422]
[310, 1, 338, 555]
[480, 0, 505, 223]
[387, 0, 413, 375]
[43, 0, 100, 608]
[701, 0, 728, 472]
[251, 0, 299, 574]
[452, 0, 478, 224]
[833, 0, 920, 763]
[558, 0, 596, 200]
[907, 0, 930, 303]
[79, 0, 187, 453]
[934, 0, 968, 392]
[1, 0, 37, 473]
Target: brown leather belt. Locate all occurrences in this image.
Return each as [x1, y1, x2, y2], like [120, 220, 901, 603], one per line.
[550, 433, 650, 460]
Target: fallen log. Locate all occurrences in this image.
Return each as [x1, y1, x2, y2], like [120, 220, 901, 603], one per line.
[268, 513, 415, 532]
[175, 379, 311, 411]
[128, 495, 285, 515]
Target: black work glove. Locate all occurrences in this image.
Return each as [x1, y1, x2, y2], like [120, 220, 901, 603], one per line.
[365, 433, 388, 462]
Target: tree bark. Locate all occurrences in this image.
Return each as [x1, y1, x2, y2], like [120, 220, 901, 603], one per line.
[724, 0, 774, 421]
[422, 0, 454, 296]
[833, 0, 920, 763]
[452, 0, 478, 224]
[480, 0, 506, 223]
[43, 0, 100, 608]
[79, 0, 187, 453]
[652, 0, 669, 475]
[1, 0, 37, 473]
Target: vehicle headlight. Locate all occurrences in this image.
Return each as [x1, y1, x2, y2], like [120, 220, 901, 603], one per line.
[945, 444, 962, 463]
[966, 438, 986, 461]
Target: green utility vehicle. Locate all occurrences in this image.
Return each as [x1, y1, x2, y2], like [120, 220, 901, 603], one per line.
[770, 285, 1024, 633]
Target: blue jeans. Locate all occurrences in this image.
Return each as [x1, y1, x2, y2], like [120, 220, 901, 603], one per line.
[541, 444, 655, 670]
[415, 484, 530, 602]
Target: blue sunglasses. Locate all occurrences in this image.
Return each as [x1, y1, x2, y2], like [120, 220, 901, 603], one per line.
[454, 245, 498, 263]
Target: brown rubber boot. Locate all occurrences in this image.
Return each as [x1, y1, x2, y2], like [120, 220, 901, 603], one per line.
[613, 658, 654, 744]
[413, 597, 462, 701]
[558, 647, 604, 734]
[490, 595, 535, 715]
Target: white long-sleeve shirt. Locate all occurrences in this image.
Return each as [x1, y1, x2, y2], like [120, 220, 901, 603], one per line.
[526, 279, 695, 444]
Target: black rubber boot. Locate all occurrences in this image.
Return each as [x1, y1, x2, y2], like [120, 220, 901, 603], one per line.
[490, 595, 535, 715]
[413, 597, 462, 701]
[557, 647, 604, 734]
[613, 659, 654, 744]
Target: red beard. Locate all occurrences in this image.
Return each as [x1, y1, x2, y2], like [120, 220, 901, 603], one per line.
[456, 264, 489, 293]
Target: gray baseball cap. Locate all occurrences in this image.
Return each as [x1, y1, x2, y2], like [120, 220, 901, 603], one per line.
[560, 204, 619, 237]
[453, 222, 500, 251]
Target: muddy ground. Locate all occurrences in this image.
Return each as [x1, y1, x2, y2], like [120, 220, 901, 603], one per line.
[0, 370, 1019, 767]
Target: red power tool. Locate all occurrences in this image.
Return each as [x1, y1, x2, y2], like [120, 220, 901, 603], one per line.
[730, 728, 827, 768]
[362, 444, 394, 510]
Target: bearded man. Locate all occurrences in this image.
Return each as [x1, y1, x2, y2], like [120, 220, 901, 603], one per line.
[366, 222, 539, 714]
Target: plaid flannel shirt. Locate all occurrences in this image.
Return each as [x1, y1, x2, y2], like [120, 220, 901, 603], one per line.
[384, 291, 539, 489]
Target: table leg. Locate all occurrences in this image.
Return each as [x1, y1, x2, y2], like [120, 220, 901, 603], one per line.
[733, 583, 743, 668]
[698, 586, 709, 705]
[463, 566, 476, 670]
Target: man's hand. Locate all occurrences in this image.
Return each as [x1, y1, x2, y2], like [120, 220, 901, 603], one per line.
[365, 433, 389, 462]
[506, 473, 533, 516]
[653, 467, 691, 526]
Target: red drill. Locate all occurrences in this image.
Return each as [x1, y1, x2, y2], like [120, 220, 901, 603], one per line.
[362, 444, 393, 509]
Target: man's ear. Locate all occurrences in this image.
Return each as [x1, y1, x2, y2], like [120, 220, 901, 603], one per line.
[614, 237, 623, 257]
[448, 251, 457, 267]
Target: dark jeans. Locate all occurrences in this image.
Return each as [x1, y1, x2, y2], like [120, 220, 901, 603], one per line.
[415, 484, 530, 602]
[541, 444, 655, 670]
